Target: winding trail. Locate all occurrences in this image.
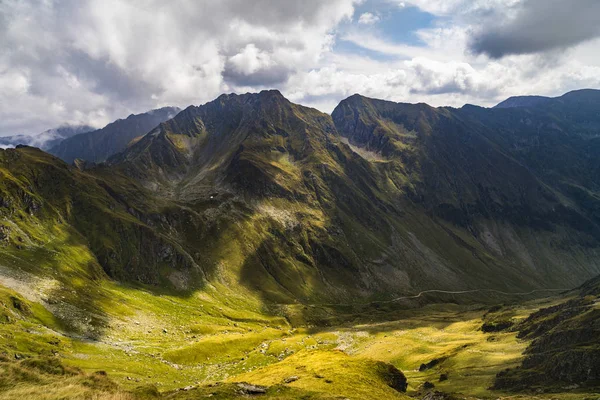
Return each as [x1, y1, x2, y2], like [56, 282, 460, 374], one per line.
[306, 288, 570, 308]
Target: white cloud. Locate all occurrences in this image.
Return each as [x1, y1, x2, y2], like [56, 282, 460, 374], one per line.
[0, 0, 358, 135]
[0, 0, 599, 137]
[397, 0, 522, 17]
[0, 70, 31, 95]
[358, 12, 380, 25]
[285, 57, 509, 112]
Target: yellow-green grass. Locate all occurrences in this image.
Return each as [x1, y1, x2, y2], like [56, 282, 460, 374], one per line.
[0, 356, 141, 400]
[0, 263, 590, 399]
[229, 349, 411, 400]
[163, 328, 286, 364]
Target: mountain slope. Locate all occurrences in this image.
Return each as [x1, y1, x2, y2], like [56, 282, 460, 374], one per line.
[48, 107, 180, 164]
[494, 274, 600, 392]
[332, 93, 600, 291]
[0, 146, 204, 298]
[3, 90, 600, 308]
[0, 125, 94, 150]
[457, 90, 600, 207]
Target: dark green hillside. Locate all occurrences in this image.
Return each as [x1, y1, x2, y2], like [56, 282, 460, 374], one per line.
[333, 93, 600, 292]
[494, 274, 600, 393]
[0, 146, 202, 292]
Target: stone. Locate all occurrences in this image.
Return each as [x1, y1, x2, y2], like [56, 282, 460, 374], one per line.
[237, 382, 267, 395]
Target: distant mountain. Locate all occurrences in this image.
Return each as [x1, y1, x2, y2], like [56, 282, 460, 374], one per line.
[494, 88, 600, 109]
[494, 95, 551, 108]
[48, 107, 180, 164]
[0, 124, 94, 150]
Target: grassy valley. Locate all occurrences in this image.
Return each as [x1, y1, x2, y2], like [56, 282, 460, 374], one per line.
[2, 268, 599, 399]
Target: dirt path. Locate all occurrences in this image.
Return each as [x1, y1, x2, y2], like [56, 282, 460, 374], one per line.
[307, 288, 570, 307]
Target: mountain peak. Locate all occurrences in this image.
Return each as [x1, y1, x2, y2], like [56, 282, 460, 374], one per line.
[110, 90, 338, 193]
[212, 89, 286, 103]
[258, 89, 284, 98]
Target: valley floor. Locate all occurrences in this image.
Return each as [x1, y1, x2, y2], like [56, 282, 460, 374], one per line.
[1, 260, 597, 400]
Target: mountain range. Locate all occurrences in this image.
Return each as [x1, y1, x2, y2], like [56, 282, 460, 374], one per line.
[2, 88, 600, 399]
[0, 107, 180, 165]
[2, 89, 600, 303]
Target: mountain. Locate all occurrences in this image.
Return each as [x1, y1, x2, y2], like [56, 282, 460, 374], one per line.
[0, 124, 94, 150]
[494, 88, 600, 110]
[332, 91, 600, 292]
[108, 90, 400, 301]
[48, 107, 180, 164]
[3, 90, 600, 305]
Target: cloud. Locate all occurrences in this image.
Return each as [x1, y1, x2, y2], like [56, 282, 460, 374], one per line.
[0, 0, 357, 136]
[405, 58, 500, 96]
[398, 0, 521, 17]
[342, 26, 469, 62]
[223, 44, 292, 86]
[285, 56, 510, 112]
[0, 124, 94, 150]
[1, 0, 599, 138]
[469, 0, 600, 58]
[358, 12, 380, 25]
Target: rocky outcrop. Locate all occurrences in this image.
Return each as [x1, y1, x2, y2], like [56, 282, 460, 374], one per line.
[375, 362, 408, 392]
[494, 276, 600, 392]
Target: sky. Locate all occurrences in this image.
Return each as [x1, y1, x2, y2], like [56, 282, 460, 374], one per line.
[1, 0, 600, 137]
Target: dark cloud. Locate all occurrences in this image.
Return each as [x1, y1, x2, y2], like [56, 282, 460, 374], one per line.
[222, 64, 292, 87]
[469, 0, 600, 58]
[64, 51, 160, 104]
